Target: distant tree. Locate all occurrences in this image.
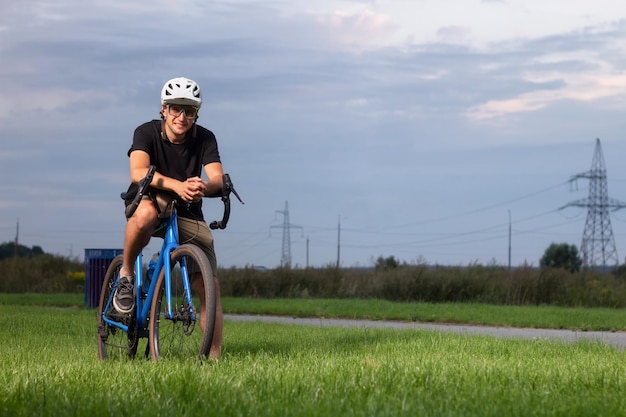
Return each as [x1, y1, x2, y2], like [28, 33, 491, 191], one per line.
[540, 243, 582, 273]
[375, 255, 400, 270]
[0, 242, 46, 260]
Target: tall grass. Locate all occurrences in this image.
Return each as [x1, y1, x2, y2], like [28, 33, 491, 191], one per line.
[3, 255, 626, 308]
[219, 264, 626, 307]
[2, 302, 626, 416]
[0, 255, 83, 293]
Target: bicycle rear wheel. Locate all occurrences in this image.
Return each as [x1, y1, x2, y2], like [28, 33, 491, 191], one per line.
[149, 244, 216, 362]
[97, 255, 139, 360]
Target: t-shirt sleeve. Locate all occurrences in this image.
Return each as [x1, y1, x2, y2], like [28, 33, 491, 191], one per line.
[201, 129, 221, 165]
[127, 122, 156, 158]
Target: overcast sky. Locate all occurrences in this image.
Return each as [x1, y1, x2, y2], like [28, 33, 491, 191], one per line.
[3, 0, 626, 269]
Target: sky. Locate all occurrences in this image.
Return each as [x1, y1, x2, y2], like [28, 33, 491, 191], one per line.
[3, 0, 626, 269]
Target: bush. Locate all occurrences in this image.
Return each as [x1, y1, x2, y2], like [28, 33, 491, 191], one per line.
[0, 255, 83, 293]
[4, 252, 626, 309]
[217, 262, 626, 308]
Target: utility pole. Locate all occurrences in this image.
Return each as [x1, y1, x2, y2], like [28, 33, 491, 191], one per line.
[14, 218, 19, 258]
[561, 138, 626, 268]
[508, 210, 511, 271]
[336, 216, 341, 268]
[270, 201, 303, 267]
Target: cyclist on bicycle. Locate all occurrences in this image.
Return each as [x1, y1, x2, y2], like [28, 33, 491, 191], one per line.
[114, 76, 224, 358]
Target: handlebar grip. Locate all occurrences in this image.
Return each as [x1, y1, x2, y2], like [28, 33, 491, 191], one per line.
[125, 165, 156, 219]
[208, 173, 242, 229]
[210, 196, 231, 230]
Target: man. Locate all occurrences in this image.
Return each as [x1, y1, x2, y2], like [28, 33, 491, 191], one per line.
[114, 77, 224, 359]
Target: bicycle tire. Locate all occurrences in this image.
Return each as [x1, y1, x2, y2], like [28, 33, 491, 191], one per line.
[149, 244, 216, 362]
[97, 255, 139, 360]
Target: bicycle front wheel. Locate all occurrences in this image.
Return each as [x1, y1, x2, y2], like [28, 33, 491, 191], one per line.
[97, 255, 139, 360]
[149, 244, 216, 362]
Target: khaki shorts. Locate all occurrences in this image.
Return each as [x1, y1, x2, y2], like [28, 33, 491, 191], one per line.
[139, 193, 218, 277]
[151, 192, 175, 220]
[177, 215, 217, 276]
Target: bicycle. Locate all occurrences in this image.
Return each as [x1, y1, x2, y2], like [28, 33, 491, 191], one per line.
[97, 165, 243, 362]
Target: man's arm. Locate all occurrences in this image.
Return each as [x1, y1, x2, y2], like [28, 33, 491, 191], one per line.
[129, 150, 152, 184]
[203, 162, 224, 196]
[129, 150, 213, 203]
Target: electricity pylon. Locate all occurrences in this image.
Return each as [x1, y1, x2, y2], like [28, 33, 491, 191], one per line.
[270, 201, 303, 267]
[562, 138, 626, 268]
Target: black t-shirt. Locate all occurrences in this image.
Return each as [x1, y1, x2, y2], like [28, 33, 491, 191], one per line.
[124, 120, 221, 220]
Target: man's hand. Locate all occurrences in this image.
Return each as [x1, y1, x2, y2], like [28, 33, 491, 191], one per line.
[179, 177, 207, 202]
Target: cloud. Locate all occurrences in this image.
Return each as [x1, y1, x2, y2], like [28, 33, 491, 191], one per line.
[467, 72, 626, 120]
[305, 8, 395, 48]
[464, 24, 626, 120]
[0, 87, 116, 115]
[436, 26, 473, 44]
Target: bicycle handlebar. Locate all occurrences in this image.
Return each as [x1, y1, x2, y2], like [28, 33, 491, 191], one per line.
[209, 173, 245, 230]
[125, 165, 157, 218]
[124, 165, 244, 230]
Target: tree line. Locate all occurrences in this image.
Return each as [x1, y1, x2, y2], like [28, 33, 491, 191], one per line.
[0, 242, 45, 260]
[3, 240, 625, 309]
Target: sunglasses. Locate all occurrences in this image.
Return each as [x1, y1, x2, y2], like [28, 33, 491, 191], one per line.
[167, 104, 199, 119]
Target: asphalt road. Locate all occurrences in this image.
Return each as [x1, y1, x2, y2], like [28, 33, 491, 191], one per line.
[225, 314, 626, 349]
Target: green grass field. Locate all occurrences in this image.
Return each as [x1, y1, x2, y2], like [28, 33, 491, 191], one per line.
[3, 293, 626, 331]
[1, 294, 626, 416]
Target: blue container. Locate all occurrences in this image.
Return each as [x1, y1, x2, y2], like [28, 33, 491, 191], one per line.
[84, 248, 123, 308]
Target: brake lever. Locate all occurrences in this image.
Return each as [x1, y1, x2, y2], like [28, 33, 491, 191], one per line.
[223, 174, 245, 204]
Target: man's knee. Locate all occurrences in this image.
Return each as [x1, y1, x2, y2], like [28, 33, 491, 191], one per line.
[130, 200, 159, 231]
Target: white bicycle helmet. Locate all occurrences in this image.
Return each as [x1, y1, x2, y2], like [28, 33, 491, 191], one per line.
[160, 77, 202, 108]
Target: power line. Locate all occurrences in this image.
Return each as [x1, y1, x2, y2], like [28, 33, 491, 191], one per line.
[386, 181, 570, 230]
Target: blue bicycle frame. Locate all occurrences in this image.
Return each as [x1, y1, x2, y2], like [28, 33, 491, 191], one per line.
[101, 208, 195, 333]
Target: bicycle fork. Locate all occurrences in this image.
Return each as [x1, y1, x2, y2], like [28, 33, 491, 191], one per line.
[163, 254, 197, 327]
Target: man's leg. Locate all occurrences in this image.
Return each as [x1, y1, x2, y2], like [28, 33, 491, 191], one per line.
[121, 198, 159, 276]
[191, 276, 223, 359]
[115, 198, 160, 313]
[178, 216, 222, 359]
[210, 278, 223, 358]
